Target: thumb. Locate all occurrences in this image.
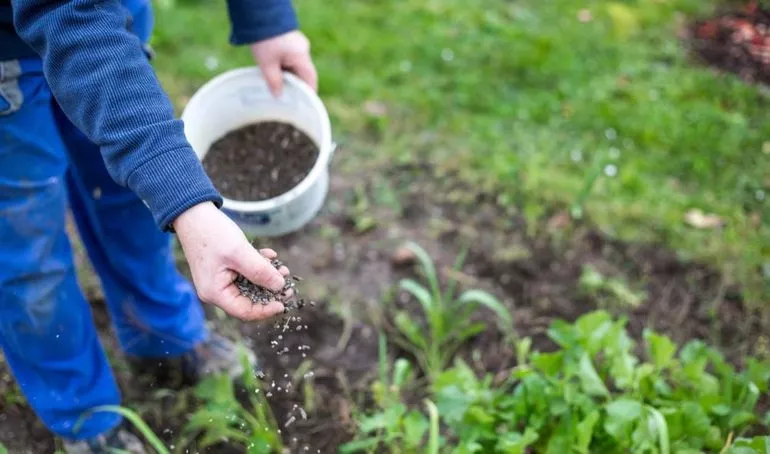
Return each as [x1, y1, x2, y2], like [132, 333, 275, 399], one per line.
[231, 245, 286, 293]
[261, 61, 284, 98]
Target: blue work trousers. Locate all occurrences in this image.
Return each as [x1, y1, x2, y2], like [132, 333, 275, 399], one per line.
[0, 4, 208, 441]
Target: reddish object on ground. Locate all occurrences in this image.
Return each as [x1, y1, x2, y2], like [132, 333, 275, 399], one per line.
[691, 1, 770, 84]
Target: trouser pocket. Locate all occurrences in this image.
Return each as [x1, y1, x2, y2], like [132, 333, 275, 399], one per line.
[0, 60, 23, 116]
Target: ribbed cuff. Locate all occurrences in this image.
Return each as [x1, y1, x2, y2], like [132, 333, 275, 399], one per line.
[126, 146, 223, 231]
[227, 0, 299, 45]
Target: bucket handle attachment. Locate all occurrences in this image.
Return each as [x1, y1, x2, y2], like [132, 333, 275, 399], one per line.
[330, 140, 338, 158]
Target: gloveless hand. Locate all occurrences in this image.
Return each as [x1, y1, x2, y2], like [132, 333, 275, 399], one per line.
[251, 30, 318, 96]
[173, 202, 289, 320]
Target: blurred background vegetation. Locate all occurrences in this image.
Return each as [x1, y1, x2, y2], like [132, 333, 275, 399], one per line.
[152, 0, 769, 302]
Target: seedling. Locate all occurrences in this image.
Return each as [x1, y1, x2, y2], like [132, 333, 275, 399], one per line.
[341, 334, 440, 454]
[178, 347, 283, 453]
[579, 265, 646, 309]
[387, 241, 514, 383]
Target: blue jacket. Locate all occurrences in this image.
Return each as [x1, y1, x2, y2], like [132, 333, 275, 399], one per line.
[2, 0, 299, 231]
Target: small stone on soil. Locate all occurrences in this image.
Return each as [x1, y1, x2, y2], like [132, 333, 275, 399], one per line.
[391, 246, 417, 266]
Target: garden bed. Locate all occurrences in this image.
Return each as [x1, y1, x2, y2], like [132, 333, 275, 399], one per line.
[2, 163, 765, 453]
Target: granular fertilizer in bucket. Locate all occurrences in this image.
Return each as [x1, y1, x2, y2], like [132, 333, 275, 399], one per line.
[202, 121, 319, 201]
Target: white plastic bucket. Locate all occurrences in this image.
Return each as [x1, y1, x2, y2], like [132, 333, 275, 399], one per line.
[181, 67, 333, 237]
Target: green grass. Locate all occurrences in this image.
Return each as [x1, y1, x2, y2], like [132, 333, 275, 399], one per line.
[151, 0, 769, 301]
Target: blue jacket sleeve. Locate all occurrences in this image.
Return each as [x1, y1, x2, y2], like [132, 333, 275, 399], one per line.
[11, 0, 223, 231]
[226, 0, 299, 45]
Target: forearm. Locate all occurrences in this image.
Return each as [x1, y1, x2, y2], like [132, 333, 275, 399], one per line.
[12, 0, 222, 230]
[226, 0, 298, 45]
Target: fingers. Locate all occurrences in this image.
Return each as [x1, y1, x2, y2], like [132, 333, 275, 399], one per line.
[260, 61, 284, 98]
[259, 248, 278, 259]
[288, 56, 318, 92]
[259, 249, 289, 276]
[204, 284, 284, 321]
[232, 245, 285, 292]
[216, 291, 286, 321]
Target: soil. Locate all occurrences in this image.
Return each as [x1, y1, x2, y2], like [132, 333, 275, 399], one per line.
[689, 1, 770, 85]
[0, 162, 767, 453]
[203, 122, 319, 201]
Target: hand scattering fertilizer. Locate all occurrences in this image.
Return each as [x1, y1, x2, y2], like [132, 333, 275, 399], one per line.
[234, 256, 314, 312]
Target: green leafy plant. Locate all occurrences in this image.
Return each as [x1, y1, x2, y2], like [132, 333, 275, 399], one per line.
[341, 334, 440, 454]
[387, 241, 514, 383]
[578, 265, 646, 309]
[727, 436, 770, 454]
[346, 184, 378, 233]
[177, 348, 283, 454]
[429, 310, 770, 453]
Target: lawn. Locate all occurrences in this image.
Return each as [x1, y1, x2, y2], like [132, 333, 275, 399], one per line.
[152, 0, 769, 301]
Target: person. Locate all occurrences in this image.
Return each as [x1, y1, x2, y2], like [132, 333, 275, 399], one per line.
[0, 0, 318, 452]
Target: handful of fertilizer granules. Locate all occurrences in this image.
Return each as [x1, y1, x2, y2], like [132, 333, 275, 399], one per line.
[234, 259, 314, 313]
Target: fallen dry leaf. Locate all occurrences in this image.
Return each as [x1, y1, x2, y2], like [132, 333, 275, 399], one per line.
[578, 9, 593, 23]
[547, 211, 571, 230]
[684, 209, 724, 229]
[750, 212, 761, 229]
[363, 100, 387, 117]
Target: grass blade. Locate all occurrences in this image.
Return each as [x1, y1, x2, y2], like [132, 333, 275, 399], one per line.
[458, 289, 513, 334]
[445, 242, 470, 303]
[424, 399, 440, 454]
[394, 311, 429, 349]
[76, 405, 170, 454]
[399, 278, 435, 317]
[378, 332, 389, 385]
[404, 242, 441, 303]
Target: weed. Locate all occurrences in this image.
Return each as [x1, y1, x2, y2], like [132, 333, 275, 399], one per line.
[1, 383, 25, 407]
[71, 349, 282, 454]
[341, 334, 440, 453]
[578, 264, 647, 309]
[75, 406, 169, 454]
[386, 241, 514, 383]
[345, 184, 378, 233]
[177, 348, 283, 453]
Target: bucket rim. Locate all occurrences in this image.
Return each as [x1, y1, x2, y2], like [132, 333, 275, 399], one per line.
[181, 66, 333, 213]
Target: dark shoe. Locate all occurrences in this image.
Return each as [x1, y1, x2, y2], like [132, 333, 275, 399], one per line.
[127, 333, 258, 389]
[180, 332, 257, 383]
[62, 424, 146, 454]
